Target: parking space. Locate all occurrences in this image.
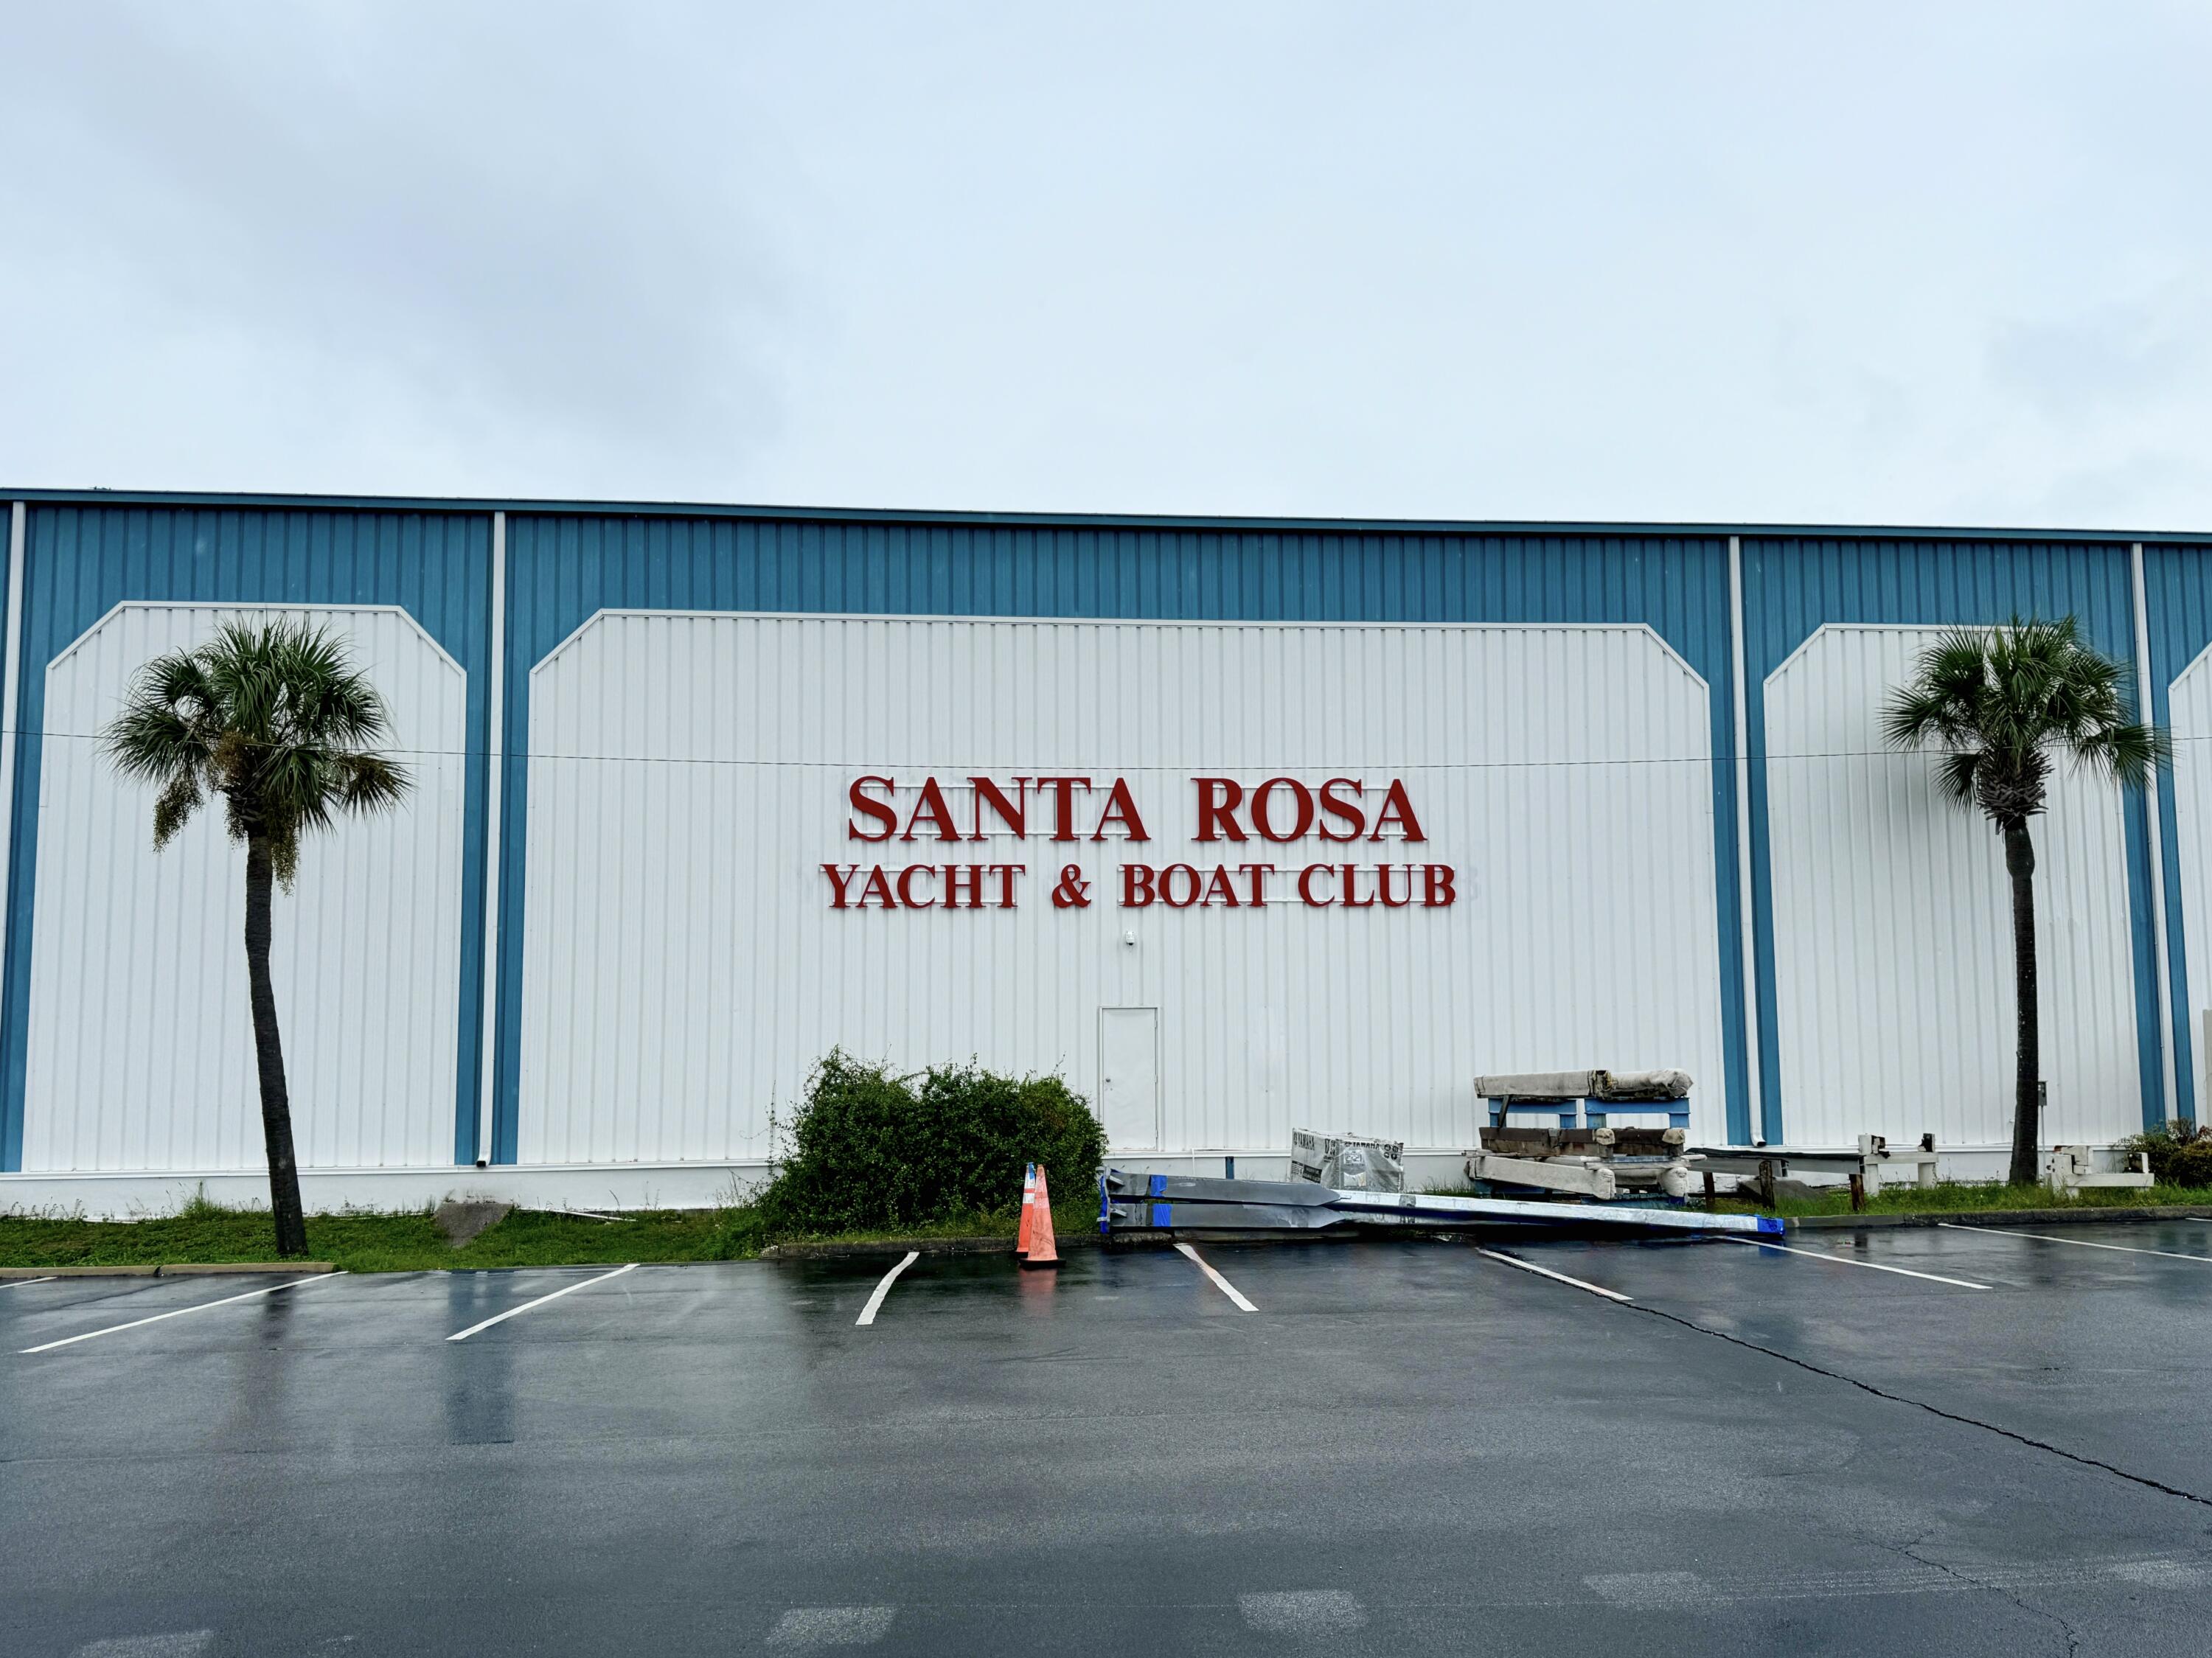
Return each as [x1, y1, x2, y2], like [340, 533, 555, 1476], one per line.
[1515, 1219, 2212, 1499]
[4, 1226, 2212, 1655]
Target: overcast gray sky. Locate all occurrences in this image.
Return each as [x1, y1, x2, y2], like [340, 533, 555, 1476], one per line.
[1, 2, 2205, 529]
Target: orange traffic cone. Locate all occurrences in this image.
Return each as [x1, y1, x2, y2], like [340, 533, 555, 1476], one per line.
[1015, 1163, 1037, 1258]
[1021, 1166, 1060, 1269]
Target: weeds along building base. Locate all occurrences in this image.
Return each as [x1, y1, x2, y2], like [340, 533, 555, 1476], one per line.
[0, 494, 2203, 1216]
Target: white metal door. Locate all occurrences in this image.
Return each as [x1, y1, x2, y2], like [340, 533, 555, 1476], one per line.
[1099, 1008, 1161, 1150]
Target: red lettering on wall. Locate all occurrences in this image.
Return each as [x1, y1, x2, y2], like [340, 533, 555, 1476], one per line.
[1298, 863, 1334, 906]
[1237, 862, 1274, 905]
[1091, 777, 1150, 841]
[1194, 777, 1248, 842]
[895, 865, 935, 908]
[1368, 779, 1427, 842]
[1338, 863, 1376, 908]
[859, 867, 897, 908]
[1160, 863, 1201, 908]
[822, 864, 860, 908]
[901, 777, 962, 843]
[1317, 778, 1365, 842]
[1121, 863, 1158, 907]
[990, 863, 1023, 906]
[1200, 865, 1241, 906]
[849, 777, 898, 842]
[1036, 777, 1092, 842]
[1377, 863, 1412, 908]
[970, 776, 1029, 838]
[1422, 864, 1457, 907]
[1251, 778, 1315, 843]
[944, 863, 984, 908]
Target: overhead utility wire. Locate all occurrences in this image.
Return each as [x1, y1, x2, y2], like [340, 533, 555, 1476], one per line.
[2, 727, 2205, 771]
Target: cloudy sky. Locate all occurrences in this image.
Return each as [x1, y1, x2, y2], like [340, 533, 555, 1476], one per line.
[1, 2, 2205, 529]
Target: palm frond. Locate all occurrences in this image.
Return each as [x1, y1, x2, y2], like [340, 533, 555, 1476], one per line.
[1884, 613, 2166, 827]
[102, 616, 411, 876]
[1933, 750, 1983, 809]
[105, 666, 215, 784]
[336, 753, 410, 814]
[1882, 630, 1996, 750]
[2079, 719, 2170, 788]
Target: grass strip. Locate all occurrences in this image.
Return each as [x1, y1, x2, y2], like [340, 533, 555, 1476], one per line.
[1751, 1180, 2212, 1219]
[15, 1181, 2205, 1271]
[1430, 1177, 2212, 1221]
[0, 1194, 1102, 1274]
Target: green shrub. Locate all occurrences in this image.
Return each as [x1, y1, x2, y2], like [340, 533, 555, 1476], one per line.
[757, 1050, 1107, 1233]
[2121, 1120, 2212, 1187]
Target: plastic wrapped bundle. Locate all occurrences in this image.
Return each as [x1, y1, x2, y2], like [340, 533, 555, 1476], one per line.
[1290, 1129, 1406, 1191]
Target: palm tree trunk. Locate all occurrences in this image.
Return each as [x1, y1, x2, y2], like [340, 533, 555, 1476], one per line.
[2004, 819, 2041, 1188]
[244, 835, 310, 1257]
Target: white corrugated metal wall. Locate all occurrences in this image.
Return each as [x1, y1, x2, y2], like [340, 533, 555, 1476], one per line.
[515, 612, 1731, 1161]
[1764, 625, 2143, 1152]
[21, 603, 469, 1171]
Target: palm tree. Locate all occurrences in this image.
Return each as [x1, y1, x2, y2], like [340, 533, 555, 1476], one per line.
[1882, 616, 2166, 1187]
[105, 619, 411, 1257]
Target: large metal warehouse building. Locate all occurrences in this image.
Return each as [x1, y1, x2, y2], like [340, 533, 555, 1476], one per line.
[1, 490, 2205, 1213]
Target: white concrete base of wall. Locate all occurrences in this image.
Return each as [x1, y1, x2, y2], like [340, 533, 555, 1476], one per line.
[0, 1143, 2117, 1220]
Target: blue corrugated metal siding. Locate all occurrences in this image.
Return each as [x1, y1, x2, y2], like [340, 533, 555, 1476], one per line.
[490, 516, 1753, 1160]
[0, 505, 495, 1171]
[2140, 540, 2212, 1126]
[1740, 537, 2160, 1140]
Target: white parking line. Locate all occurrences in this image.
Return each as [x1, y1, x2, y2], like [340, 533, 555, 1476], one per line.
[1728, 1236, 1992, 1288]
[445, 1262, 637, 1342]
[767, 1606, 895, 1648]
[1239, 1591, 1367, 1634]
[21, 1273, 342, 1353]
[1175, 1241, 1257, 1311]
[855, 1252, 919, 1326]
[1, 1276, 56, 1292]
[1938, 1221, 2212, 1264]
[1474, 1247, 1634, 1303]
[72, 1631, 215, 1657]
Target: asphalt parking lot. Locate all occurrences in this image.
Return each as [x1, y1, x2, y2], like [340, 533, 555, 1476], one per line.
[6, 1221, 2212, 1657]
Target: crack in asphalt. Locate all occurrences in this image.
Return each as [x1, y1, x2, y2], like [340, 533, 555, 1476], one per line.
[1619, 1299, 2212, 1513]
[1879, 1525, 2085, 1657]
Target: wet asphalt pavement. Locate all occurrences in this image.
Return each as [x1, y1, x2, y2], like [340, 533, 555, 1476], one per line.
[6, 1221, 2212, 1656]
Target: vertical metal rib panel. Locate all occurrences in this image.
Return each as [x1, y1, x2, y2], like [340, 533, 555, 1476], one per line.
[22, 604, 467, 1171]
[516, 613, 1728, 1162]
[495, 518, 1750, 1159]
[1766, 626, 2140, 1152]
[1742, 537, 2158, 1144]
[0, 506, 493, 1172]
